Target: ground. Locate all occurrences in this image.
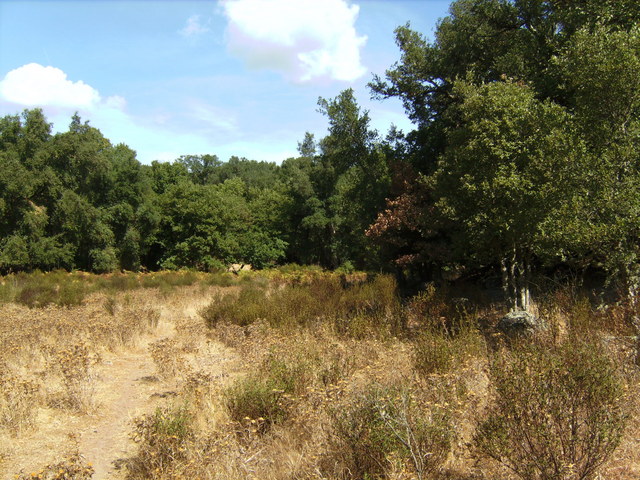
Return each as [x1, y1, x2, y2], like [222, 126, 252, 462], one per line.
[0, 285, 241, 479]
[1, 274, 640, 480]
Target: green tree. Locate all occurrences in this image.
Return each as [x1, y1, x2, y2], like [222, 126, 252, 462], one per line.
[156, 177, 286, 270]
[146, 160, 190, 195]
[284, 89, 390, 269]
[432, 80, 585, 311]
[177, 154, 222, 185]
[368, 0, 640, 299]
[53, 190, 116, 272]
[555, 24, 640, 301]
[47, 114, 113, 205]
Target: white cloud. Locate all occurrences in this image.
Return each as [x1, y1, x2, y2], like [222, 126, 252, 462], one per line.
[221, 0, 367, 83]
[0, 63, 103, 110]
[187, 100, 238, 132]
[0, 63, 297, 164]
[179, 14, 210, 37]
[105, 95, 127, 110]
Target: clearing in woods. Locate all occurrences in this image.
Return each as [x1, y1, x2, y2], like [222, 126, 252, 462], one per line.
[2, 272, 640, 480]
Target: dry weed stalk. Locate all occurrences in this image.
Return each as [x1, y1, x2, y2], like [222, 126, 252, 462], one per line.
[47, 342, 99, 412]
[150, 338, 187, 380]
[1, 271, 638, 479]
[0, 370, 40, 433]
[15, 452, 94, 480]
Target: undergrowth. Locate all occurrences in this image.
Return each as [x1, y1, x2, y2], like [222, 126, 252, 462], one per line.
[476, 340, 628, 480]
[201, 273, 403, 338]
[0, 269, 246, 308]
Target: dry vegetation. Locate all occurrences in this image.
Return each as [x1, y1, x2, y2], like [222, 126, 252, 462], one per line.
[0, 268, 639, 479]
[0, 270, 241, 477]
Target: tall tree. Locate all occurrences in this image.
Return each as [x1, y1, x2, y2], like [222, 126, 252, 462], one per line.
[432, 80, 585, 311]
[555, 24, 640, 301]
[368, 0, 640, 306]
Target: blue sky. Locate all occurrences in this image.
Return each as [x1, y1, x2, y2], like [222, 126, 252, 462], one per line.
[0, 0, 450, 164]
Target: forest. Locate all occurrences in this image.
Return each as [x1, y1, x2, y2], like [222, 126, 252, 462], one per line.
[2, 0, 640, 310]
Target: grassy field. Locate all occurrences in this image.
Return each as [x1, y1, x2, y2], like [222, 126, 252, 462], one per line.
[0, 268, 639, 479]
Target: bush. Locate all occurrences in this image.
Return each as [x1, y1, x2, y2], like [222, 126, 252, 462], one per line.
[201, 285, 268, 328]
[413, 333, 456, 375]
[49, 343, 97, 412]
[413, 322, 486, 377]
[225, 375, 290, 433]
[128, 406, 192, 479]
[475, 341, 627, 480]
[201, 273, 404, 337]
[224, 343, 321, 434]
[96, 272, 139, 291]
[90, 246, 118, 273]
[15, 273, 86, 308]
[328, 385, 452, 479]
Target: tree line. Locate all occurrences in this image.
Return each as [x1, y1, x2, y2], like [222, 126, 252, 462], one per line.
[1, 0, 639, 310]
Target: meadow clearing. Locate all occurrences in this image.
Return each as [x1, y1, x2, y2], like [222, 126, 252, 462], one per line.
[0, 269, 639, 480]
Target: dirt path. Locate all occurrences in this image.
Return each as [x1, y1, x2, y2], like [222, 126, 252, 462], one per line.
[1, 291, 239, 479]
[78, 297, 239, 479]
[78, 343, 164, 479]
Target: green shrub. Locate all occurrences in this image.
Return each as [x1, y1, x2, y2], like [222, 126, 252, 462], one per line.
[328, 385, 452, 479]
[413, 323, 485, 377]
[89, 247, 118, 273]
[203, 272, 238, 287]
[264, 353, 310, 396]
[225, 375, 290, 433]
[201, 274, 404, 337]
[413, 333, 455, 375]
[15, 275, 86, 308]
[0, 274, 20, 303]
[275, 263, 324, 274]
[335, 260, 355, 274]
[201, 285, 268, 328]
[475, 341, 627, 480]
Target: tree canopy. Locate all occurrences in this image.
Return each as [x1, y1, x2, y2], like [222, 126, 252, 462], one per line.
[1, 0, 639, 312]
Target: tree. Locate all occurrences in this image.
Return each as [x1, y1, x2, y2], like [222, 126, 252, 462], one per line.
[146, 160, 190, 195]
[289, 89, 391, 269]
[555, 25, 640, 302]
[177, 154, 222, 185]
[431, 80, 585, 311]
[297, 132, 317, 158]
[53, 190, 116, 272]
[367, 0, 640, 305]
[318, 89, 377, 175]
[156, 177, 286, 270]
[371, 1, 640, 131]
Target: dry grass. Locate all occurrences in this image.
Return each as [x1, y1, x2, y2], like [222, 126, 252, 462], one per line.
[125, 274, 640, 480]
[14, 451, 94, 480]
[0, 272, 239, 477]
[1, 270, 640, 479]
[0, 294, 156, 434]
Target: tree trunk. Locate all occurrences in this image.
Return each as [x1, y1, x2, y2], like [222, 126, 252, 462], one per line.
[501, 257, 510, 309]
[501, 247, 531, 313]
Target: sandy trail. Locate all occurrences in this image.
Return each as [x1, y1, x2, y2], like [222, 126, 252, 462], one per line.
[78, 344, 162, 479]
[1, 292, 235, 479]
[78, 297, 235, 479]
